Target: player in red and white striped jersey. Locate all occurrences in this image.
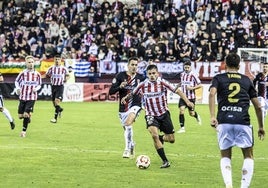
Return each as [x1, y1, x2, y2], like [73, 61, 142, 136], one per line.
[45, 55, 69, 123]
[177, 60, 202, 133]
[15, 56, 42, 137]
[122, 64, 193, 168]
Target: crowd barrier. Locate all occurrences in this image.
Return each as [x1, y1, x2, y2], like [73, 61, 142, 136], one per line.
[1, 83, 210, 104]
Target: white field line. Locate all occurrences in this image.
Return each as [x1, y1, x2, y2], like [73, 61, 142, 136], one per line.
[0, 145, 267, 160]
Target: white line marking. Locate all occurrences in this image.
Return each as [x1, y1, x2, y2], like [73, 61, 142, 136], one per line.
[0, 145, 267, 160]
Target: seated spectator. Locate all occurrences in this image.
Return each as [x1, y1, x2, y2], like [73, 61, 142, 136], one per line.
[165, 48, 177, 62]
[34, 40, 46, 59]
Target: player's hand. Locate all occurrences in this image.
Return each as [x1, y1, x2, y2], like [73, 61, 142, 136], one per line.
[187, 102, 194, 109]
[210, 118, 218, 128]
[121, 96, 127, 104]
[119, 80, 127, 89]
[258, 128, 265, 141]
[186, 86, 193, 90]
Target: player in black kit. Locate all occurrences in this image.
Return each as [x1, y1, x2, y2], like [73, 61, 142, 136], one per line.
[109, 57, 145, 158]
[209, 53, 265, 188]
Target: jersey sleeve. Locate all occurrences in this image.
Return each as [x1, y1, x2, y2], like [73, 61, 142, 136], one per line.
[109, 74, 121, 95]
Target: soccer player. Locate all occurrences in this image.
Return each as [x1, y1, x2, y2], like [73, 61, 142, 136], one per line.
[15, 56, 42, 137]
[121, 64, 194, 168]
[177, 59, 202, 133]
[209, 53, 265, 188]
[109, 57, 145, 158]
[45, 55, 69, 123]
[0, 73, 15, 129]
[253, 62, 268, 122]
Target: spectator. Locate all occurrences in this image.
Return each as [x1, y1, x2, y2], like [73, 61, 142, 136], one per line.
[48, 19, 60, 45]
[34, 40, 46, 59]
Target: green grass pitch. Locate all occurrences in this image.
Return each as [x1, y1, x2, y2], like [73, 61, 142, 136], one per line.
[0, 100, 267, 188]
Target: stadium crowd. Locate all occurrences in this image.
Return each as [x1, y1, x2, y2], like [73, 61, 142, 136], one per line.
[0, 0, 267, 73]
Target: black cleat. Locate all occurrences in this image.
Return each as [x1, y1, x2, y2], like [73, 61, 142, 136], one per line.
[160, 161, 170, 168]
[10, 121, 15, 130]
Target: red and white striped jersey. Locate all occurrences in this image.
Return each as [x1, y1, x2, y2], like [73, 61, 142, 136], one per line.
[15, 69, 42, 101]
[46, 65, 68, 85]
[180, 71, 201, 99]
[132, 77, 177, 116]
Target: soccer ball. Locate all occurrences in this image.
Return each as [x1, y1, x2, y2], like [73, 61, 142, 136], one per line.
[136, 155, 150, 169]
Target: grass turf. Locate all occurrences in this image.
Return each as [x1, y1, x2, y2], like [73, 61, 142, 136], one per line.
[0, 100, 267, 188]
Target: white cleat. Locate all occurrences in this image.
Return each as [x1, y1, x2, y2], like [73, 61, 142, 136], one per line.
[177, 127, 185, 133]
[50, 118, 57, 123]
[122, 150, 130, 158]
[20, 131, 26, 138]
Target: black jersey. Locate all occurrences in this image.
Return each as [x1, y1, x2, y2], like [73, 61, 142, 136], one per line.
[210, 72, 257, 125]
[253, 72, 268, 99]
[109, 72, 145, 112]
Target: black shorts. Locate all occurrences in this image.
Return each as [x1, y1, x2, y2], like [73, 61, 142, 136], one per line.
[52, 85, 64, 101]
[18, 100, 35, 114]
[178, 98, 196, 111]
[145, 111, 175, 134]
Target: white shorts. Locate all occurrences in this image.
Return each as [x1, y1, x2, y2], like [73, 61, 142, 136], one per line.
[216, 123, 253, 150]
[118, 106, 141, 126]
[257, 96, 268, 110]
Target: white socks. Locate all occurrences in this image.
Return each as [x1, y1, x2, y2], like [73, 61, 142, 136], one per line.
[221, 157, 232, 187]
[220, 157, 254, 188]
[2, 107, 13, 122]
[124, 125, 133, 151]
[241, 158, 254, 188]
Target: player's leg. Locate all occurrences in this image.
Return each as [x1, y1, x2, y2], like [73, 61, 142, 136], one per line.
[19, 101, 34, 137]
[188, 99, 202, 125]
[240, 147, 254, 188]
[218, 124, 234, 188]
[122, 106, 141, 158]
[119, 112, 131, 158]
[0, 96, 15, 129]
[178, 99, 186, 133]
[146, 114, 170, 168]
[51, 86, 64, 123]
[238, 124, 254, 188]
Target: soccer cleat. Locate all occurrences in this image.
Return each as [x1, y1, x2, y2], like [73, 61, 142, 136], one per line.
[58, 108, 63, 118]
[50, 118, 57, 123]
[160, 161, 170, 168]
[197, 114, 202, 125]
[10, 121, 15, 130]
[177, 127, 185, 133]
[122, 150, 130, 158]
[20, 131, 26, 138]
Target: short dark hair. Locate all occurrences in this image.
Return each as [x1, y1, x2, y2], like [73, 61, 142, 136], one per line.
[128, 57, 139, 64]
[225, 53, 240, 68]
[184, 59, 191, 66]
[146, 64, 158, 71]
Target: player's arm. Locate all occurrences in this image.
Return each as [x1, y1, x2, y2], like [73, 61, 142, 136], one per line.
[64, 72, 70, 82]
[187, 83, 202, 90]
[174, 87, 194, 108]
[109, 76, 127, 95]
[251, 97, 265, 140]
[209, 86, 218, 128]
[121, 92, 133, 105]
